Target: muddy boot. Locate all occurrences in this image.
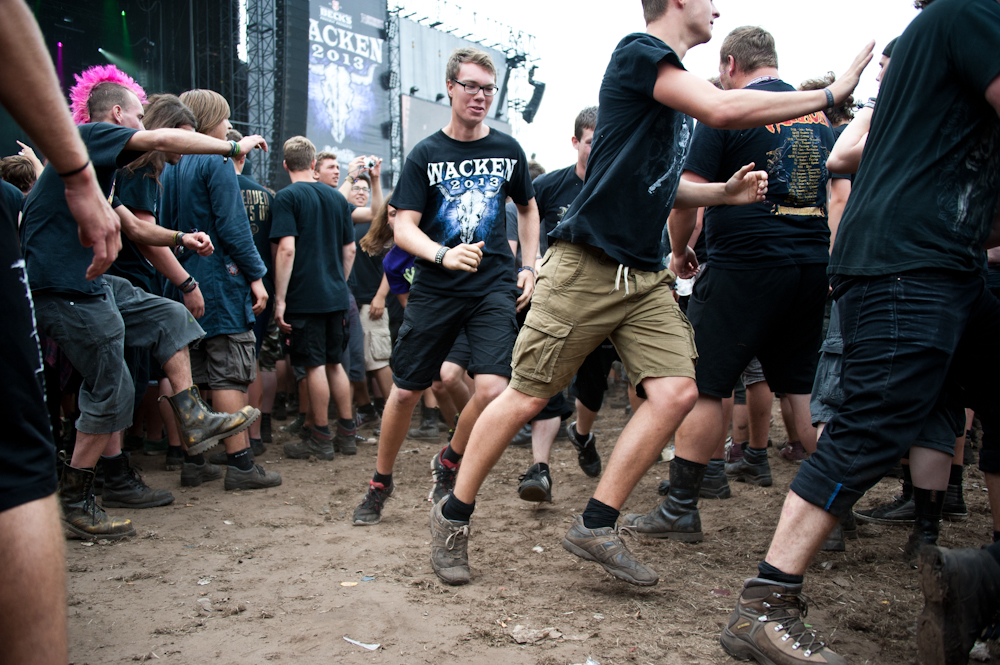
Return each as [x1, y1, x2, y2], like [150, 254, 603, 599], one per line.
[905, 487, 945, 567]
[855, 470, 914, 525]
[725, 444, 773, 486]
[100, 452, 175, 509]
[917, 544, 1000, 665]
[623, 458, 704, 542]
[283, 429, 334, 460]
[408, 405, 440, 441]
[259, 413, 272, 444]
[335, 422, 358, 455]
[430, 497, 471, 586]
[59, 463, 135, 540]
[722, 578, 846, 664]
[657, 459, 730, 499]
[162, 386, 259, 456]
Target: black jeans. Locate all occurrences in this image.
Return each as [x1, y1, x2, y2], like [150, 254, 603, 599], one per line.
[793, 271, 1000, 517]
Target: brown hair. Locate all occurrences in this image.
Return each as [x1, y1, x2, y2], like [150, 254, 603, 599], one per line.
[799, 72, 854, 125]
[351, 172, 372, 189]
[641, 0, 669, 23]
[720, 26, 778, 74]
[179, 89, 230, 136]
[315, 151, 338, 169]
[574, 106, 598, 141]
[125, 93, 198, 180]
[1, 156, 36, 193]
[446, 48, 496, 84]
[87, 82, 138, 123]
[359, 191, 395, 255]
[283, 136, 316, 172]
[528, 160, 546, 181]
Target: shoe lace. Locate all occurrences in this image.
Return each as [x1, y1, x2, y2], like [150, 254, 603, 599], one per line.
[444, 523, 470, 550]
[433, 455, 458, 487]
[761, 591, 828, 658]
[361, 483, 390, 511]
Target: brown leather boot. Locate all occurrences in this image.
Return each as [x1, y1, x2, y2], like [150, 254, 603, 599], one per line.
[162, 386, 259, 456]
[59, 463, 135, 540]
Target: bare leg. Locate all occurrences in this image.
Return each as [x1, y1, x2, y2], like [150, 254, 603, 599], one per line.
[452, 387, 549, 503]
[447, 374, 509, 456]
[593, 377, 699, 509]
[440, 361, 471, 414]
[718, 394, 734, 459]
[575, 401, 599, 436]
[298, 378, 311, 427]
[352, 378, 372, 408]
[747, 381, 774, 450]
[786, 393, 818, 454]
[372, 366, 393, 404]
[431, 381, 458, 428]
[674, 394, 726, 466]
[161, 348, 193, 393]
[374, 386, 423, 476]
[732, 400, 749, 446]
[158, 378, 183, 450]
[70, 431, 113, 469]
[248, 361, 263, 438]
[327, 364, 353, 421]
[764, 490, 839, 575]
[0, 495, 67, 665]
[531, 416, 561, 465]
[260, 369, 277, 413]
[909, 446, 951, 491]
[275, 358, 288, 393]
[212, 390, 251, 453]
[779, 394, 796, 442]
[305, 366, 329, 428]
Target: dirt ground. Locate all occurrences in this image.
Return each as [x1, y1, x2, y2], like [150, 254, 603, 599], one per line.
[66, 399, 1000, 665]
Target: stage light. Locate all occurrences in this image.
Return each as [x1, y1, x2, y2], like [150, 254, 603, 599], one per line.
[121, 10, 125, 16]
[57, 42, 63, 47]
[435, 93, 445, 102]
[522, 67, 545, 124]
[409, 86, 419, 95]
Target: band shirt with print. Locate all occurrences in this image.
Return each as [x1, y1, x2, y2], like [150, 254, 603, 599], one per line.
[390, 129, 534, 297]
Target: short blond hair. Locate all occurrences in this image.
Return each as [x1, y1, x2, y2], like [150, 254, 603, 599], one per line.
[446, 47, 496, 84]
[179, 89, 230, 136]
[283, 136, 316, 172]
[315, 151, 338, 169]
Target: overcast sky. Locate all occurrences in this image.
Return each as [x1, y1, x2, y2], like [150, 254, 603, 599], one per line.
[477, 0, 921, 170]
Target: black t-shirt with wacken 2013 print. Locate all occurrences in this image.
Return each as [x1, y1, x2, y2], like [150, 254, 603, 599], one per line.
[390, 129, 534, 297]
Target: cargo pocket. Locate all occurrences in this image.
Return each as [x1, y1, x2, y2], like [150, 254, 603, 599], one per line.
[370, 327, 392, 363]
[227, 332, 258, 385]
[512, 308, 574, 383]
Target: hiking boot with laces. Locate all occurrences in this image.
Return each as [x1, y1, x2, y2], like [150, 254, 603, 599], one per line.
[779, 440, 807, 462]
[657, 459, 731, 500]
[624, 458, 704, 542]
[100, 452, 175, 509]
[725, 447, 773, 487]
[162, 386, 260, 456]
[352, 480, 395, 526]
[180, 461, 224, 487]
[917, 545, 1000, 665]
[59, 463, 135, 540]
[408, 406, 440, 441]
[283, 430, 335, 460]
[429, 448, 458, 504]
[430, 497, 471, 585]
[281, 412, 305, 435]
[562, 515, 658, 586]
[335, 424, 357, 455]
[721, 578, 847, 665]
[356, 406, 380, 429]
[854, 492, 915, 525]
[517, 463, 552, 502]
[224, 463, 282, 490]
[568, 421, 601, 477]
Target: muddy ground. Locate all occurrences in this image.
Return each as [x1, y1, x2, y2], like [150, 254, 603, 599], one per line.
[66, 400, 999, 665]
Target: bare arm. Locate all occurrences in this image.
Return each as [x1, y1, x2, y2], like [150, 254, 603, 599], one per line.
[369, 272, 390, 320]
[674, 163, 768, 209]
[0, 0, 121, 279]
[394, 209, 485, 272]
[668, 172, 707, 279]
[514, 198, 540, 311]
[126, 207, 207, 318]
[654, 43, 873, 130]
[15, 141, 44, 178]
[273, 235, 295, 333]
[125, 129, 267, 159]
[342, 242, 356, 282]
[827, 178, 852, 251]
[115, 205, 212, 253]
[827, 106, 873, 174]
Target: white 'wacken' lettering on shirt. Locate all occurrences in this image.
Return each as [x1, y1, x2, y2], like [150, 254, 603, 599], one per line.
[426, 159, 518, 187]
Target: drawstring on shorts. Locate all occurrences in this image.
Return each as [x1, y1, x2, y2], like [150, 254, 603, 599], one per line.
[612, 264, 631, 296]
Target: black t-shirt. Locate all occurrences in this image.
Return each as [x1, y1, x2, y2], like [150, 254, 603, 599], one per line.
[270, 181, 354, 314]
[831, 0, 1000, 277]
[238, 174, 275, 298]
[390, 128, 534, 297]
[349, 222, 385, 305]
[1, 179, 23, 234]
[685, 79, 839, 269]
[22, 122, 142, 296]
[110, 164, 159, 292]
[536, 164, 583, 249]
[550, 34, 694, 272]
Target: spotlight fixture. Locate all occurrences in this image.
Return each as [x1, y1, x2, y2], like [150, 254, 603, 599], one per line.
[409, 86, 419, 95]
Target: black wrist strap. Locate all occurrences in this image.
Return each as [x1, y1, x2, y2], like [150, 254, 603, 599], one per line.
[58, 160, 90, 178]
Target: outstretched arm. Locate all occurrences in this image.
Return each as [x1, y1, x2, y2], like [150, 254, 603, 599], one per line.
[655, 42, 874, 130]
[125, 129, 267, 160]
[673, 163, 768, 209]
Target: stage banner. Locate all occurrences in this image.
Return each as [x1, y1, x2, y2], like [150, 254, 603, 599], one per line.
[307, 0, 390, 168]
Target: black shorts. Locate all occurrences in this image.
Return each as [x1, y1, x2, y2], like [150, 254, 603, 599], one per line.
[433, 331, 471, 379]
[0, 215, 57, 513]
[287, 311, 348, 368]
[531, 391, 574, 422]
[687, 264, 827, 399]
[392, 288, 517, 391]
[569, 340, 619, 413]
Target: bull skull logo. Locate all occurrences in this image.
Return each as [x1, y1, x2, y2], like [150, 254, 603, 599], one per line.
[436, 184, 500, 244]
[314, 62, 376, 144]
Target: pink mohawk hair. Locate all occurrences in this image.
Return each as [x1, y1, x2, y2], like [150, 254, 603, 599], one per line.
[69, 65, 147, 125]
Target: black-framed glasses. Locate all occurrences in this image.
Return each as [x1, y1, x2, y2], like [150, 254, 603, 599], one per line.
[450, 79, 498, 96]
[351, 185, 370, 193]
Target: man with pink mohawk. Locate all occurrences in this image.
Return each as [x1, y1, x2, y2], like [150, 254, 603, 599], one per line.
[69, 64, 147, 125]
[21, 64, 273, 540]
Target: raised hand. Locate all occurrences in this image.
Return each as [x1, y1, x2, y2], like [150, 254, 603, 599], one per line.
[830, 42, 875, 105]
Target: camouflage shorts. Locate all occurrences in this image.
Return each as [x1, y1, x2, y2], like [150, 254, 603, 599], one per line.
[258, 317, 282, 372]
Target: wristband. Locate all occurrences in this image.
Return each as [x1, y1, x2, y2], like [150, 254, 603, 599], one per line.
[173, 231, 185, 247]
[518, 266, 536, 276]
[58, 160, 90, 178]
[864, 96, 877, 110]
[434, 246, 449, 265]
[228, 140, 240, 157]
[180, 279, 199, 294]
[179, 276, 194, 292]
[823, 88, 834, 108]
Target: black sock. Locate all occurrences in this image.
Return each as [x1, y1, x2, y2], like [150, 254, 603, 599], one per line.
[745, 446, 768, 465]
[373, 471, 393, 487]
[228, 448, 254, 471]
[988, 540, 1000, 566]
[442, 494, 475, 523]
[314, 424, 331, 436]
[441, 444, 462, 466]
[949, 464, 963, 486]
[184, 452, 205, 464]
[675, 456, 708, 471]
[359, 403, 376, 415]
[582, 497, 620, 529]
[338, 417, 356, 432]
[757, 561, 804, 586]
